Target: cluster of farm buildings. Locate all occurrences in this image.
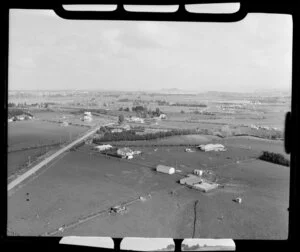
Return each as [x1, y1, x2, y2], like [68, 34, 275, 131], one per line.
[81, 111, 93, 122]
[93, 136, 226, 193]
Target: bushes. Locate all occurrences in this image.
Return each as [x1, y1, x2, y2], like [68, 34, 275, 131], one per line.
[258, 151, 290, 167]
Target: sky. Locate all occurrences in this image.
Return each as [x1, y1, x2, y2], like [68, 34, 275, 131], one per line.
[8, 8, 292, 92]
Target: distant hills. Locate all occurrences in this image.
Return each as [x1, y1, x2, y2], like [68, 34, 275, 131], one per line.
[9, 88, 291, 98]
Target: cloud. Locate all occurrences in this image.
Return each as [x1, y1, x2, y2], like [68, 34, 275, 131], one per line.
[136, 22, 180, 48]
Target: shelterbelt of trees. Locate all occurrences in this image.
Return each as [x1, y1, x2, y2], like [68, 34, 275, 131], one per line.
[93, 124, 284, 144]
[259, 151, 290, 167]
[93, 127, 203, 143]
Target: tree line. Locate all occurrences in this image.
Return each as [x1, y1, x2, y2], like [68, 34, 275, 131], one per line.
[93, 128, 203, 143]
[258, 151, 290, 167]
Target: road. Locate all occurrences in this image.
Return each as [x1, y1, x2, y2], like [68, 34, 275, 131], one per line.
[7, 122, 115, 192]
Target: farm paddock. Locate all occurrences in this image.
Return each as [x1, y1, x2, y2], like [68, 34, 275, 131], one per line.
[7, 136, 289, 239]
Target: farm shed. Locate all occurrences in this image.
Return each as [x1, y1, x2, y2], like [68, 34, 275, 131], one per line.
[156, 165, 175, 175]
[192, 182, 219, 192]
[179, 174, 203, 186]
[95, 144, 113, 151]
[198, 144, 226, 152]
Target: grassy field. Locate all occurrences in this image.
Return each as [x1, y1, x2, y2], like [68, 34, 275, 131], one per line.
[8, 120, 87, 150]
[7, 91, 290, 238]
[33, 111, 115, 127]
[7, 136, 289, 239]
[7, 119, 89, 178]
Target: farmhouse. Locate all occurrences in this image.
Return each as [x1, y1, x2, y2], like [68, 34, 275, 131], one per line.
[117, 147, 134, 159]
[156, 164, 175, 175]
[192, 182, 219, 192]
[95, 144, 113, 152]
[179, 174, 203, 186]
[197, 144, 226, 152]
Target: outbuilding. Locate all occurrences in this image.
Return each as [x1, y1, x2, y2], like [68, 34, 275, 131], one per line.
[95, 144, 113, 151]
[156, 164, 175, 175]
[197, 144, 226, 152]
[192, 182, 219, 192]
[179, 174, 203, 186]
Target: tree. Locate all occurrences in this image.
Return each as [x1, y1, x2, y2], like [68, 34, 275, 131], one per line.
[132, 105, 146, 113]
[8, 102, 16, 107]
[118, 114, 125, 124]
[180, 110, 185, 114]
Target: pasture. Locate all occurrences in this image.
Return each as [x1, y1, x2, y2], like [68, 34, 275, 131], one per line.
[7, 135, 289, 238]
[7, 119, 88, 177]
